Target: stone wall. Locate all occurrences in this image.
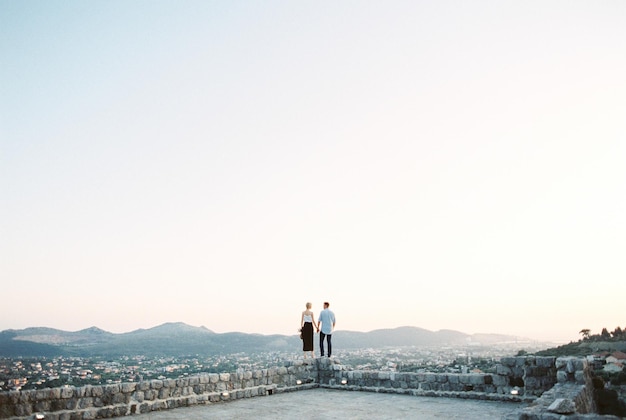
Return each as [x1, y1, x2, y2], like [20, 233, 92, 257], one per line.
[0, 360, 318, 420]
[496, 356, 558, 396]
[318, 357, 535, 402]
[0, 356, 616, 420]
[513, 357, 619, 419]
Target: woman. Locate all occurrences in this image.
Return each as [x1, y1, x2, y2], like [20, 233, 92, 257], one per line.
[300, 302, 318, 358]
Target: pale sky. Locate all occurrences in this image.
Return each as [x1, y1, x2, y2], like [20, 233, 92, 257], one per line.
[1, 1, 625, 344]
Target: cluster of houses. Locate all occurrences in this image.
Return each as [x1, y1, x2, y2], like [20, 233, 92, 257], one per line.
[590, 350, 626, 373]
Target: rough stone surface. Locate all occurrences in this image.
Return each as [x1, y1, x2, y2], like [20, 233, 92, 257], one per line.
[548, 397, 576, 414]
[0, 356, 615, 420]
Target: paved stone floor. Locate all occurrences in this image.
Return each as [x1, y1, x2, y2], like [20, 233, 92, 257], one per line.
[135, 388, 524, 419]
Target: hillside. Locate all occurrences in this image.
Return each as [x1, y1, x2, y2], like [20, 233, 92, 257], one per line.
[536, 339, 626, 357]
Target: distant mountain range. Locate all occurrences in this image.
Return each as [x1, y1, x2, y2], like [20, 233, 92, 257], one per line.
[0, 322, 532, 358]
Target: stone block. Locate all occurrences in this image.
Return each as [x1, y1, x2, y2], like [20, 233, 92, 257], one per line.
[524, 377, 539, 389]
[133, 391, 145, 402]
[49, 387, 62, 399]
[113, 392, 128, 404]
[33, 400, 51, 413]
[555, 357, 568, 370]
[159, 388, 171, 399]
[60, 387, 74, 399]
[548, 398, 576, 414]
[491, 375, 507, 386]
[500, 357, 516, 367]
[469, 375, 484, 385]
[536, 357, 556, 368]
[144, 389, 156, 401]
[14, 403, 32, 417]
[572, 358, 586, 371]
[19, 390, 33, 403]
[511, 367, 524, 377]
[35, 389, 48, 401]
[496, 365, 511, 375]
[121, 382, 136, 393]
[138, 381, 151, 391]
[484, 385, 496, 393]
[64, 397, 78, 410]
[77, 397, 94, 409]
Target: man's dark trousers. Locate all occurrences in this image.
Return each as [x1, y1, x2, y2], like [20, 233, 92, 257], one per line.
[320, 332, 332, 357]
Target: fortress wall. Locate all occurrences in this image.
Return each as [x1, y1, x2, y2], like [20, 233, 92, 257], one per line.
[317, 356, 544, 402]
[0, 356, 607, 419]
[515, 356, 603, 419]
[497, 356, 558, 396]
[0, 360, 318, 420]
[321, 356, 608, 418]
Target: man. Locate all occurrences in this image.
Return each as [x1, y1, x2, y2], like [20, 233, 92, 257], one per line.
[317, 301, 336, 357]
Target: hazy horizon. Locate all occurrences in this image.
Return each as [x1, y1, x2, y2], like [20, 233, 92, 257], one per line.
[2, 1, 625, 345]
[0, 320, 564, 344]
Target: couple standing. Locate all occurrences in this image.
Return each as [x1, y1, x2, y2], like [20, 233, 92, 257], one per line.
[300, 302, 335, 358]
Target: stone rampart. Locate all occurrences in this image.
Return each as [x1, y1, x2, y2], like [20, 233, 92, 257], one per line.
[0, 360, 318, 420]
[513, 356, 616, 419]
[0, 356, 618, 419]
[317, 356, 535, 402]
[497, 356, 558, 396]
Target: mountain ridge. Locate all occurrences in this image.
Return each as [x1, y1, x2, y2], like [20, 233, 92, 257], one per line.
[0, 322, 535, 358]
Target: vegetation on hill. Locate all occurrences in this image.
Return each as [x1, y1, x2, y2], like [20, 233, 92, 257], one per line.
[535, 326, 626, 357]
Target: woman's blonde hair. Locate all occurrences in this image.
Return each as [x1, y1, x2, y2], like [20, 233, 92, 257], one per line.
[306, 302, 312, 309]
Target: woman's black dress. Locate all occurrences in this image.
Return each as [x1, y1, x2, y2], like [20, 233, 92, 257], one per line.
[302, 322, 314, 351]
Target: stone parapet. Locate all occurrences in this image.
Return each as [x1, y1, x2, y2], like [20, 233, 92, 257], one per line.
[0, 356, 618, 419]
[512, 356, 621, 419]
[318, 356, 556, 398]
[321, 383, 533, 403]
[0, 360, 318, 419]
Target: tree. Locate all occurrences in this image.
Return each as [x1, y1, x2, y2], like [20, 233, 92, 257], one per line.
[611, 326, 623, 338]
[601, 328, 611, 339]
[580, 329, 591, 340]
